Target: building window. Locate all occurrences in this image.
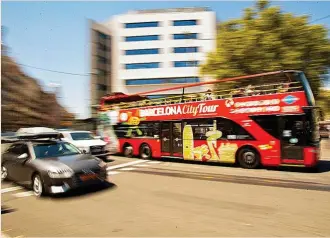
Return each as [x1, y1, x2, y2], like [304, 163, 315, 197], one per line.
[173, 61, 199, 67]
[125, 77, 200, 85]
[97, 56, 107, 64]
[125, 48, 159, 55]
[173, 47, 199, 53]
[98, 32, 108, 40]
[97, 70, 107, 84]
[125, 35, 159, 42]
[98, 43, 107, 51]
[125, 22, 159, 28]
[98, 69, 107, 76]
[173, 33, 198, 40]
[173, 20, 197, 26]
[97, 84, 107, 91]
[125, 62, 160, 70]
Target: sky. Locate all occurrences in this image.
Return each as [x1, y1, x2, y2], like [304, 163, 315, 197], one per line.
[2, 1, 330, 119]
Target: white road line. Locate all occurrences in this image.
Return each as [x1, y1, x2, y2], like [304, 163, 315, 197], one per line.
[1, 186, 23, 194]
[147, 161, 162, 164]
[118, 167, 136, 171]
[107, 171, 121, 175]
[134, 164, 150, 167]
[106, 159, 148, 171]
[13, 191, 34, 198]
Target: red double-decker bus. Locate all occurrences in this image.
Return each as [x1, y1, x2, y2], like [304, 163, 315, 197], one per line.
[98, 70, 320, 169]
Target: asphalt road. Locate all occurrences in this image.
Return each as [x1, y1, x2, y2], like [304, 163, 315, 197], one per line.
[1, 140, 330, 237]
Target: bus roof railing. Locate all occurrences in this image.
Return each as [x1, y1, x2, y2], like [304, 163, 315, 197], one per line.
[99, 70, 303, 110]
[100, 82, 303, 110]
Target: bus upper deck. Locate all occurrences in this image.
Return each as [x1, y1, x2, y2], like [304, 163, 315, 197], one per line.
[99, 70, 315, 111]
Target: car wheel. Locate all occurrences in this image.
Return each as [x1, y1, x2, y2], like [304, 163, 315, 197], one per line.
[140, 144, 152, 160]
[237, 148, 260, 169]
[32, 174, 44, 197]
[1, 164, 8, 181]
[123, 145, 133, 158]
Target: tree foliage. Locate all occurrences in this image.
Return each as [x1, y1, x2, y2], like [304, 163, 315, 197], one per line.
[318, 89, 330, 120]
[200, 0, 330, 96]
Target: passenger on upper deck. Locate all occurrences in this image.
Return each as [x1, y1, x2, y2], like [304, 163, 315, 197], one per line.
[277, 82, 290, 93]
[204, 89, 213, 100]
[244, 85, 254, 96]
[231, 86, 244, 98]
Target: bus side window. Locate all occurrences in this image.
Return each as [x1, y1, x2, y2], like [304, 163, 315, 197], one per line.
[217, 118, 254, 140]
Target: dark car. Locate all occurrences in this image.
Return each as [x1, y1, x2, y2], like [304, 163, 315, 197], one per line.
[1, 133, 108, 197]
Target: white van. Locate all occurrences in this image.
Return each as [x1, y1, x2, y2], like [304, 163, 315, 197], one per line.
[58, 130, 112, 161]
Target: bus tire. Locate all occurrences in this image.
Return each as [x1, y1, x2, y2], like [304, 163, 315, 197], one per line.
[237, 147, 260, 169]
[123, 144, 133, 158]
[140, 143, 152, 160]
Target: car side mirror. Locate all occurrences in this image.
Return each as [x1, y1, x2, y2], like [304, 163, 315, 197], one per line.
[17, 153, 28, 160]
[82, 150, 87, 154]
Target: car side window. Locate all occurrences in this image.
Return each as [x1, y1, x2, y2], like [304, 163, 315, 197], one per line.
[7, 144, 23, 155]
[20, 144, 30, 156]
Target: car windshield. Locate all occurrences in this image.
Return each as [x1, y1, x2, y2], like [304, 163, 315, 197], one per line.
[33, 142, 81, 159]
[70, 132, 94, 140]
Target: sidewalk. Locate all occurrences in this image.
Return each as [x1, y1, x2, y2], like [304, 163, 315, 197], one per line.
[1, 232, 10, 238]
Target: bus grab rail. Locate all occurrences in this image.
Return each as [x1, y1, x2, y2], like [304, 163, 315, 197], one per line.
[100, 81, 303, 110]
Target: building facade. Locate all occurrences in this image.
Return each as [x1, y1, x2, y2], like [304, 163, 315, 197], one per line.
[90, 7, 217, 117]
[1, 55, 75, 132]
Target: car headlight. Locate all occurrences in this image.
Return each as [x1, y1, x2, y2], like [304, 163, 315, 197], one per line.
[48, 168, 74, 178]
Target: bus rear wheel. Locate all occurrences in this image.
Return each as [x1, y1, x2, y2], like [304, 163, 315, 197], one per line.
[140, 144, 152, 160]
[237, 148, 260, 169]
[123, 144, 133, 158]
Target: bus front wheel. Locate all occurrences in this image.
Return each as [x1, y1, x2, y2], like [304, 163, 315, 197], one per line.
[140, 144, 152, 160]
[237, 147, 260, 169]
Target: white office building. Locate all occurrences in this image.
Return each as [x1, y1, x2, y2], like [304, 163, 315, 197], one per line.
[90, 7, 216, 115]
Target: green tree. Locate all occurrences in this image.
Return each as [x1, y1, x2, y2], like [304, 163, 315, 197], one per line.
[200, 0, 330, 96]
[318, 89, 330, 120]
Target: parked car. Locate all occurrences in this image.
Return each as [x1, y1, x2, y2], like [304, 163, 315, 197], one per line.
[1, 131, 108, 197]
[58, 130, 112, 161]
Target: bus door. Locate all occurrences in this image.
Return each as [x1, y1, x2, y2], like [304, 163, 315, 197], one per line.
[279, 115, 306, 162]
[160, 122, 183, 157]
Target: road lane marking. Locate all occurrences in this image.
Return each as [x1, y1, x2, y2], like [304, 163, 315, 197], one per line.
[134, 164, 150, 167]
[13, 191, 34, 198]
[107, 171, 121, 175]
[106, 160, 148, 171]
[147, 161, 162, 164]
[1, 186, 23, 194]
[118, 167, 136, 171]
